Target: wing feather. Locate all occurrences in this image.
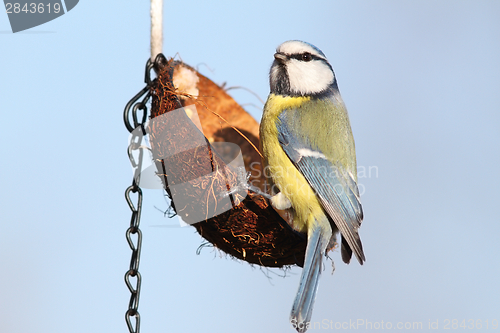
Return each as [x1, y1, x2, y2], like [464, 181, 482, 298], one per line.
[277, 112, 365, 264]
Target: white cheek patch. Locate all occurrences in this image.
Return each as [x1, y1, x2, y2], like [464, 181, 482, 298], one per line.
[297, 148, 327, 159]
[287, 60, 334, 95]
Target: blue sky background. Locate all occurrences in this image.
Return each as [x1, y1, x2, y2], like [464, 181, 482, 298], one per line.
[1, 1, 499, 332]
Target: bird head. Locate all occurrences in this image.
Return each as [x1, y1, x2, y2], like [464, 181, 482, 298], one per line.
[270, 40, 337, 97]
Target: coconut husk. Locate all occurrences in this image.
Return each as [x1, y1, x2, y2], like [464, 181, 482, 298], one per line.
[148, 56, 306, 268]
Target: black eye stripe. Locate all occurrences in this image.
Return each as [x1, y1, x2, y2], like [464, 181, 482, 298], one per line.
[289, 53, 323, 62]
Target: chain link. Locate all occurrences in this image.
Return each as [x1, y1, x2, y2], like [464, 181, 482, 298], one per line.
[124, 184, 143, 333]
[123, 57, 158, 333]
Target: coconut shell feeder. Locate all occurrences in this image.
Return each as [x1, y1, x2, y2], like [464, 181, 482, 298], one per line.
[148, 55, 308, 268]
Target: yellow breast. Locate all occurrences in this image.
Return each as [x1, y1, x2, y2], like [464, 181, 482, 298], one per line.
[260, 94, 324, 233]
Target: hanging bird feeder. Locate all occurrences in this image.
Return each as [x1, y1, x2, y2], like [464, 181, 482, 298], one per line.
[147, 56, 308, 268]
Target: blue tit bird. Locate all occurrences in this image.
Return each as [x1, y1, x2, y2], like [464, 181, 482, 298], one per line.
[259, 40, 365, 332]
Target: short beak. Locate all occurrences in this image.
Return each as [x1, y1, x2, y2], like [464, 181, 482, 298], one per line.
[274, 52, 287, 63]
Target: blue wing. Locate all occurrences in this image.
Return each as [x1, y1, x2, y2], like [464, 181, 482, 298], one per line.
[277, 111, 365, 264]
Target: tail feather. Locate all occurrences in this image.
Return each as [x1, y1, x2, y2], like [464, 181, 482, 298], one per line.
[341, 235, 353, 264]
[290, 222, 331, 332]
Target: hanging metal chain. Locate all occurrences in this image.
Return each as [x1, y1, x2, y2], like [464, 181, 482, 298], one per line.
[123, 58, 157, 333]
[124, 183, 143, 333]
